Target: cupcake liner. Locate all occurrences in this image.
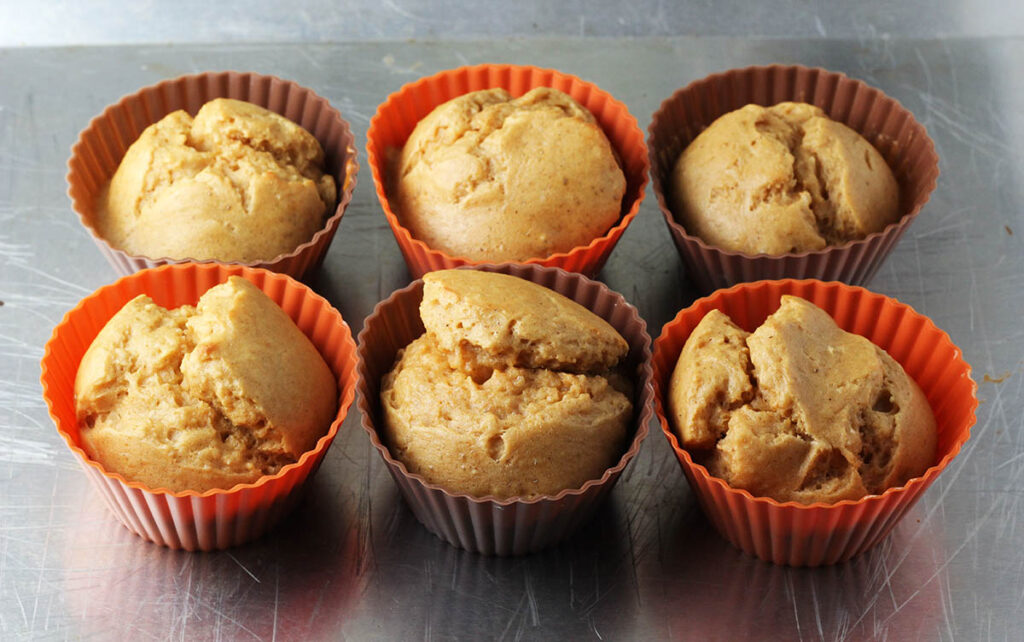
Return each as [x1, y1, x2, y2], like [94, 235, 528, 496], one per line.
[366, 64, 649, 279]
[356, 263, 653, 555]
[652, 279, 976, 566]
[67, 71, 359, 280]
[40, 263, 358, 551]
[648, 65, 939, 292]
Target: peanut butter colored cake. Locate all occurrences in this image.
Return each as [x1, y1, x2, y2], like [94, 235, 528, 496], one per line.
[75, 277, 337, 492]
[668, 296, 936, 504]
[96, 98, 336, 262]
[392, 88, 626, 261]
[380, 270, 633, 499]
[670, 102, 900, 255]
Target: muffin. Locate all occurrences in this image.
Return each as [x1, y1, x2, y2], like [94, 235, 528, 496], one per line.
[95, 98, 337, 263]
[647, 65, 940, 292]
[391, 87, 626, 262]
[356, 263, 653, 555]
[380, 269, 632, 499]
[652, 279, 974, 565]
[668, 295, 936, 504]
[75, 276, 338, 492]
[669, 102, 900, 255]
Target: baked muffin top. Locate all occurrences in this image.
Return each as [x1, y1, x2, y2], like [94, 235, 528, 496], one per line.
[668, 296, 936, 504]
[392, 87, 626, 261]
[381, 270, 632, 499]
[420, 269, 629, 374]
[75, 277, 337, 492]
[669, 102, 900, 255]
[97, 98, 336, 262]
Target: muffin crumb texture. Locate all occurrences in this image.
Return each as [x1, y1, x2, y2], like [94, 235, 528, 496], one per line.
[74, 276, 337, 493]
[670, 102, 900, 255]
[668, 296, 936, 504]
[97, 98, 336, 262]
[381, 270, 633, 499]
[393, 88, 626, 261]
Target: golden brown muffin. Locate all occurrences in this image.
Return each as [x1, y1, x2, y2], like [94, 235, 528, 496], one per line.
[668, 296, 936, 504]
[75, 277, 337, 492]
[392, 88, 626, 261]
[380, 270, 632, 499]
[669, 102, 900, 255]
[96, 98, 336, 262]
[419, 269, 629, 374]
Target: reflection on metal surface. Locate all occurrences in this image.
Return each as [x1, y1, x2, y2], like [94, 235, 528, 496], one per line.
[61, 476, 365, 639]
[646, 501, 949, 639]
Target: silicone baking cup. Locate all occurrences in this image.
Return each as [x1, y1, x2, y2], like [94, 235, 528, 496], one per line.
[652, 280, 976, 566]
[40, 263, 358, 551]
[356, 263, 654, 555]
[648, 65, 939, 292]
[366, 63, 649, 278]
[67, 71, 358, 280]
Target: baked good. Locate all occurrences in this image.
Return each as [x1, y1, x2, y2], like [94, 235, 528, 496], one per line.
[96, 98, 336, 262]
[380, 269, 633, 499]
[391, 88, 626, 261]
[669, 102, 900, 255]
[668, 296, 936, 504]
[74, 276, 337, 492]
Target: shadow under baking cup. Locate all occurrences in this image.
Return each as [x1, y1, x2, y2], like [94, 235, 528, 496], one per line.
[40, 263, 358, 551]
[651, 279, 976, 566]
[648, 65, 939, 292]
[355, 263, 654, 555]
[366, 63, 649, 279]
[67, 71, 358, 280]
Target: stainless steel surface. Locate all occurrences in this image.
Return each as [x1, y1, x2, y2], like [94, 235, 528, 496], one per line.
[3, 0, 1023, 46]
[1, 37, 1021, 640]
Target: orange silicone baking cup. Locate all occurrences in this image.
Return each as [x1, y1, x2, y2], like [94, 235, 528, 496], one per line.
[652, 280, 976, 566]
[648, 65, 939, 292]
[366, 64, 649, 279]
[356, 263, 654, 555]
[40, 263, 358, 551]
[67, 71, 358, 280]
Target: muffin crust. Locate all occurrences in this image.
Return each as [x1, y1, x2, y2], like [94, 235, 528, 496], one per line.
[668, 296, 936, 504]
[75, 277, 337, 492]
[381, 270, 632, 499]
[670, 102, 900, 255]
[97, 98, 336, 262]
[393, 88, 626, 261]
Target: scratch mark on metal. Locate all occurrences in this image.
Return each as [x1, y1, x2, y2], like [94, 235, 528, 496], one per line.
[272, 564, 280, 642]
[227, 553, 261, 583]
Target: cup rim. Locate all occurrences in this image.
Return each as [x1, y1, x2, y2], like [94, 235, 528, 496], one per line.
[66, 70, 359, 268]
[40, 262, 358, 499]
[652, 278, 977, 510]
[355, 262, 654, 506]
[647, 63, 940, 260]
[365, 62, 649, 267]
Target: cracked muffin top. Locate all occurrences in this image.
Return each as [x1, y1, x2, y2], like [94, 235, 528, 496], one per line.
[668, 296, 936, 504]
[419, 268, 628, 375]
[668, 102, 900, 255]
[391, 87, 626, 261]
[380, 270, 632, 500]
[74, 277, 337, 493]
[96, 98, 336, 262]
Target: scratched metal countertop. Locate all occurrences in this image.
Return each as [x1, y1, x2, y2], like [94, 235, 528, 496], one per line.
[1, 36, 1022, 640]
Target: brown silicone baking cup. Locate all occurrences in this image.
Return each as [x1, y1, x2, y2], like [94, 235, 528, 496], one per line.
[356, 263, 653, 555]
[366, 63, 649, 279]
[648, 65, 939, 292]
[40, 263, 358, 551]
[652, 280, 976, 566]
[67, 71, 358, 280]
